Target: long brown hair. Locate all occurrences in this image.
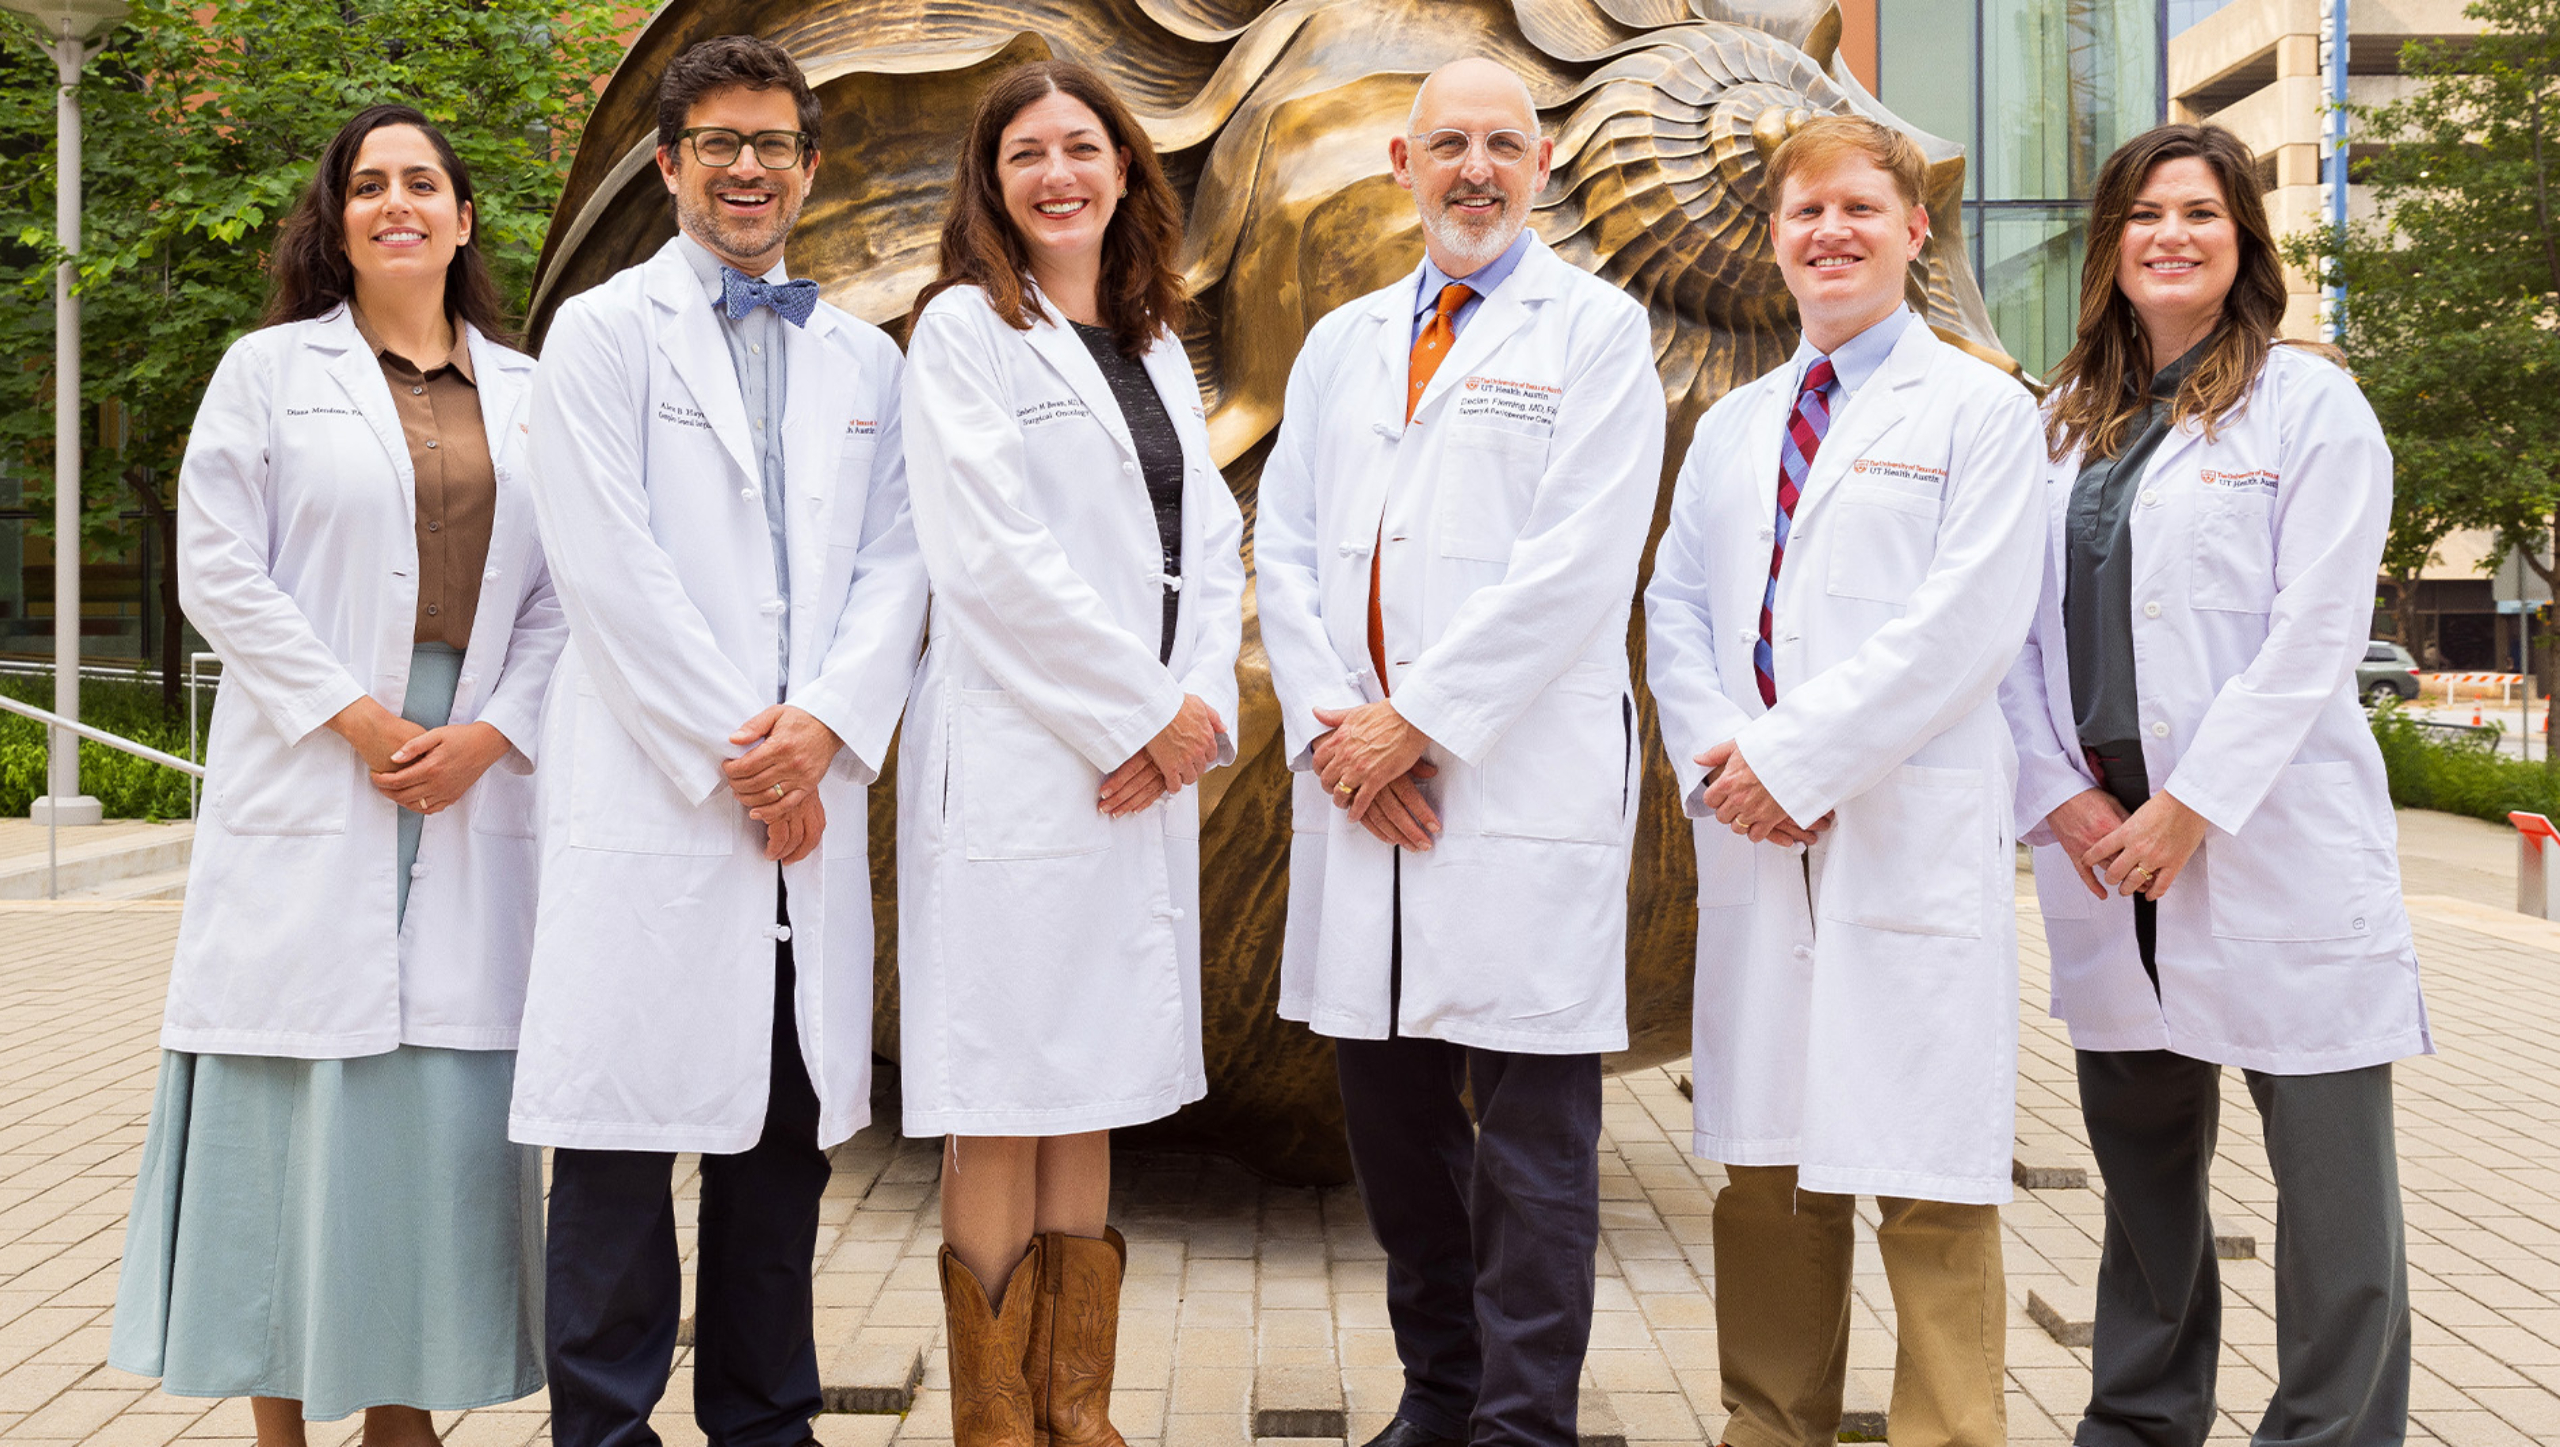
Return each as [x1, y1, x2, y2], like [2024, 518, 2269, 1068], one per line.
[262, 105, 507, 341]
[2043, 124, 2287, 462]
[911, 61, 1188, 357]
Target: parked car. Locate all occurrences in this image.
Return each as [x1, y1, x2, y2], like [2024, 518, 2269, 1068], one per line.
[2359, 641, 2421, 706]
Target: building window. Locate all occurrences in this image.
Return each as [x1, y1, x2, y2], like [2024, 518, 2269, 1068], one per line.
[1879, 0, 2169, 379]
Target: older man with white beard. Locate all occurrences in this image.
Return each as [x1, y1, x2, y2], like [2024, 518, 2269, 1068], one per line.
[1255, 56, 1666, 1447]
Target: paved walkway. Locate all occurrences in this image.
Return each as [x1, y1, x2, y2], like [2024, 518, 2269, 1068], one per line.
[2, 812, 2556, 1445]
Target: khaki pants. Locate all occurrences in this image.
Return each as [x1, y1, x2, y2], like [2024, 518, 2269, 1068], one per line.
[1711, 1164, 2006, 1447]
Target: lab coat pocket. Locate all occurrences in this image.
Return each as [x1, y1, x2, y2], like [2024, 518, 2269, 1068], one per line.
[1476, 681, 1625, 845]
[831, 440, 879, 546]
[957, 689, 1111, 861]
[1825, 484, 1939, 605]
[2029, 842, 2097, 921]
[1818, 765, 1987, 938]
[1437, 426, 1546, 564]
[1693, 823, 1759, 909]
[2191, 489, 2276, 613]
[468, 764, 538, 840]
[208, 705, 351, 836]
[566, 689, 741, 856]
[2207, 760, 2387, 942]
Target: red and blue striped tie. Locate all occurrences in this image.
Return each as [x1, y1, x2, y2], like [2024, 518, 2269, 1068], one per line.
[1756, 356, 1836, 708]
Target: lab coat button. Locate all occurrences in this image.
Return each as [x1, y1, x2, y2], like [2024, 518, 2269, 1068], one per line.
[409, 862, 430, 878]
[483, 569, 499, 582]
[2143, 601, 2162, 618]
[760, 599, 787, 616]
[1372, 422, 1394, 438]
[1791, 945, 1812, 961]
[2150, 721, 2170, 738]
[1157, 907, 1186, 921]
[1122, 461, 1136, 474]
[741, 488, 756, 500]
[764, 924, 792, 942]
[1759, 526, 1775, 542]
[2141, 489, 2160, 506]
[2352, 917, 2368, 932]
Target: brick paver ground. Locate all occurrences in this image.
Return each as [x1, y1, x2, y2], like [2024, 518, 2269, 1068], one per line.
[1, 810, 2555, 1445]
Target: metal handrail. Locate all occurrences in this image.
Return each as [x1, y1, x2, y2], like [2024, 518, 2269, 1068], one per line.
[0, 693, 204, 900]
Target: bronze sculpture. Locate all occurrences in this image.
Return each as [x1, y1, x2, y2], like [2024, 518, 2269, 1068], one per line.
[531, 0, 2018, 1183]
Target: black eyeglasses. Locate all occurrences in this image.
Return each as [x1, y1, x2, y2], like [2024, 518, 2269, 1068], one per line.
[674, 127, 815, 169]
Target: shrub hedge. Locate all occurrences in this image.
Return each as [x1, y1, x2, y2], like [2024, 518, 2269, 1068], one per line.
[2370, 704, 2560, 825]
[0, 672, 207, 820]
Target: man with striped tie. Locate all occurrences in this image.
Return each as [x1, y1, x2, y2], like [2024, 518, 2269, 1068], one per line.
[1642, 115, 2044, 1447]
[1256, 56, 1665, 1447]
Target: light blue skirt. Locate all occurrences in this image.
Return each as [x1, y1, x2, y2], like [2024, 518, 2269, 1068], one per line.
[108, 643, 543, 1419]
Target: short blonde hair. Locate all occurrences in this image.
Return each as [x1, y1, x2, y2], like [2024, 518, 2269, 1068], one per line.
[1766, 115, 1928, 212]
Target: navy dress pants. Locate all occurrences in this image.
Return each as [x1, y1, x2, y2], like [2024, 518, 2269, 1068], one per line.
[1332, 861, 1605, 1447]
[545, 920, 831, 1447]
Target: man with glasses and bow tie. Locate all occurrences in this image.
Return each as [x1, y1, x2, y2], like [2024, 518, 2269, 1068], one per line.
[1643, 115, 2043, 1447]
[1256, 56, 1664, 1447]
[511, 35, 928, 1447]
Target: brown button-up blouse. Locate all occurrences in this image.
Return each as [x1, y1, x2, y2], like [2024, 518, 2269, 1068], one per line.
[353, 308, 496, 650]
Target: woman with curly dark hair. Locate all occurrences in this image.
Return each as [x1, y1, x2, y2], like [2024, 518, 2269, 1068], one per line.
[898, 59, 1245, 1447]
[106, 103, 561, 1446]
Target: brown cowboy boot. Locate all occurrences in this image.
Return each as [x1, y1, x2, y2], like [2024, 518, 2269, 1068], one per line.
[940, 1237, 1043, 1447]
[1025, 1227, 1130, 1447]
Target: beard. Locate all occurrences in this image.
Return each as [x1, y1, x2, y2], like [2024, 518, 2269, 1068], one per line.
[1418, 184, 1525, 273]
[675, 177, 803, 265]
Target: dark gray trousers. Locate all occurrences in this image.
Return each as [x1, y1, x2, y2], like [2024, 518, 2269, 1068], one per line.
[1331, 856, 1604, 1447]
[2074, 1051, 2410, 1447]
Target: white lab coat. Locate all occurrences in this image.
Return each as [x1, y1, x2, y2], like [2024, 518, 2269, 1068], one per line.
[1258, 235, 1664, 1054]
[509, 238, 929, 1153]
[167, 307, 563, 1058]
[1645, 320, 2043, 1204]
[2000, 343, 2430, 1073]
[894, 285, 1245, 1136]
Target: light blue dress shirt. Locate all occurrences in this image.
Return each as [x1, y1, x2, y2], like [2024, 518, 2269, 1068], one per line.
[1783, 303, 1917, 418]
[678, 233, 794, 695]
[1412, 228, 1533, 345]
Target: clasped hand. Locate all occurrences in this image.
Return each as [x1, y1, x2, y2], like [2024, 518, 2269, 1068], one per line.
[330, 696, 510, 819]
[1311, 702, 1442, 851]
[2049, 786, 2205, 901]
[1100, 694, 1226, 818]
[725, 705, 844, 864]
[1696, 740, 1831, 845]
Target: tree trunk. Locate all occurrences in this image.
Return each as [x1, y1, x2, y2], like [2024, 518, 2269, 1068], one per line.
[126, 468, 180, 715]
[2391, 569, 2422, 661]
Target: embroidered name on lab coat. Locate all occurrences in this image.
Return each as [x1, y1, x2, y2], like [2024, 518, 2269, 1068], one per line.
[1453, 376, 1561, 431]
[846, 418, 880, 438]
[2200, 467, 2278, 494]
[655, 401, 712, 431]
[284, 405, 362, 418]
[1016, 397, 1092, 428]
[1850, 458, 1949, 485]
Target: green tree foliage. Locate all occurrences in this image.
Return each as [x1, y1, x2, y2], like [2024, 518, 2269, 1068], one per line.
[0, 0, 623, 705]
[2284, 0, 2560, 675]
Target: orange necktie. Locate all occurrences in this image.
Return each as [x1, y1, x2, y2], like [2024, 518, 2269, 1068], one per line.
[1372, 282, 1477, 690]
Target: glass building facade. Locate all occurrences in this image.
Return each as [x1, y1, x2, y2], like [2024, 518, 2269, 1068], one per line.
[1877, 0, 2170, 380]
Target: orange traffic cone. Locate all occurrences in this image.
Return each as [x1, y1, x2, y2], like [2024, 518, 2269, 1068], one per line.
[2474, 703, 2485, 726]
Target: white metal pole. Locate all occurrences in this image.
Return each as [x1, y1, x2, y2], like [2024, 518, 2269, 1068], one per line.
[40, 22, 97, 827]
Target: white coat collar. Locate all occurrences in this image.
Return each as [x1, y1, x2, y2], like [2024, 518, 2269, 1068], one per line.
[1363, 232, 1566, 431]
[1792, 317, 1938, 517]
[1018, 281, 1142, 463]
[641, 235, 842, 484]
[306, 304, 413, 489]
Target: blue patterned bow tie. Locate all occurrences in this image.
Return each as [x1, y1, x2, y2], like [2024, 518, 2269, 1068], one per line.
[720, 268, 819, 327]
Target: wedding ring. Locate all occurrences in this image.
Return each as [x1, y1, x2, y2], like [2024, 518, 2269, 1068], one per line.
[772, 783, 786, 799]
[1336, 780, 1356, 797]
